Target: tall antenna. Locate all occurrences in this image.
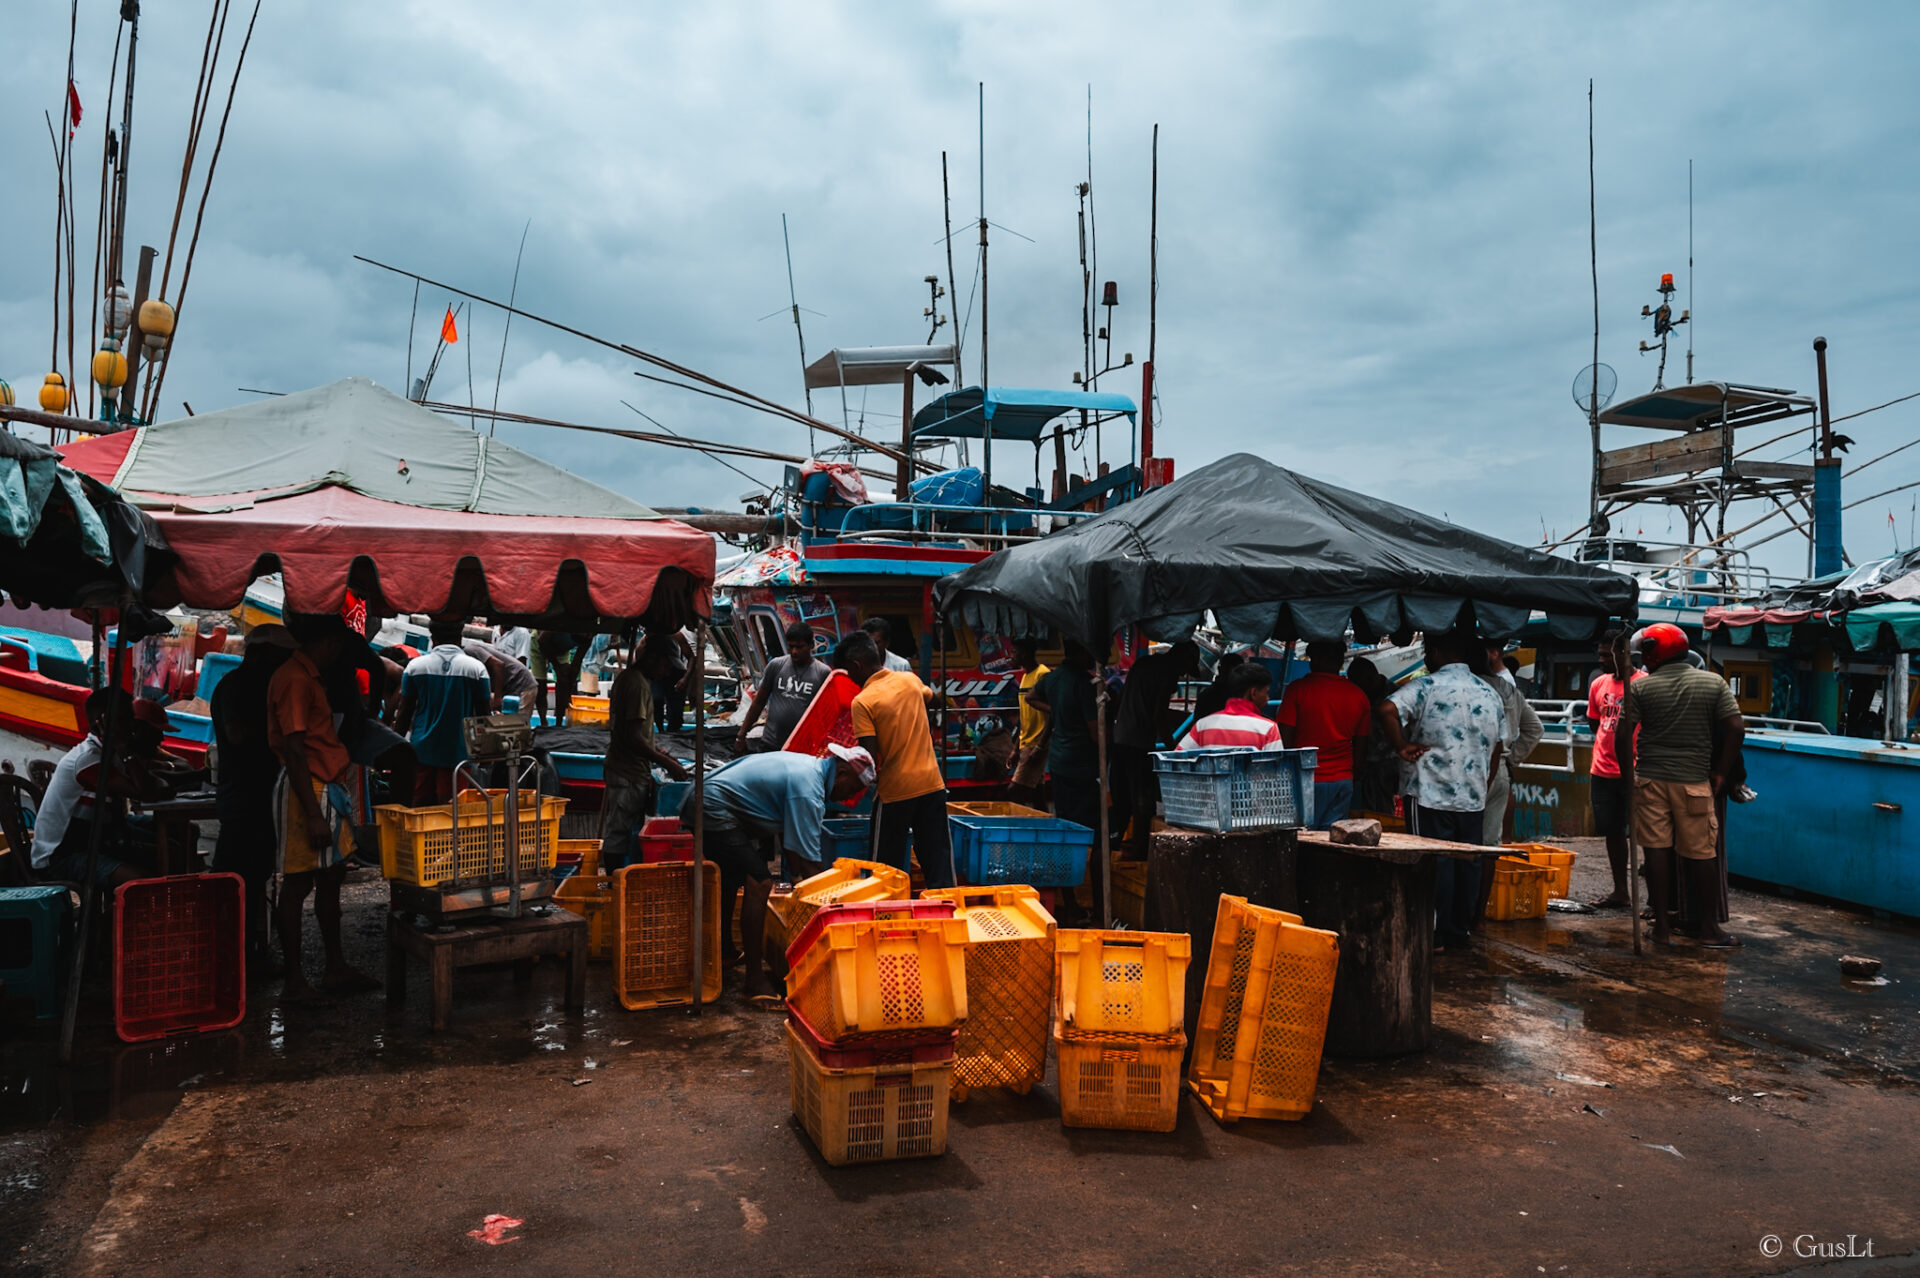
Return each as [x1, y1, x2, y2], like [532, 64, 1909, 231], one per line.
[1587, 80, 1601, 538]
[1686, 159, 1694, 385]
[978, 81, 988, 397]
[490, 217, 532, 427]
[942, 152, 961, 385]
[779, 213, 815, 454]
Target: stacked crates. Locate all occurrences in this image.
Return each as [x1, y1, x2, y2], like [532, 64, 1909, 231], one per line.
[922, 886, 1056, 1101]
[0, 886, 73, 1019]
[1503, 843, 1579, 899]
[1487, 856, 1552, 920]
[1052, 929, 1191, 1132]
[1151, 747, 1317, 833]
[1186, 895, 1339, 1124]
[765, 858, 909, 960]
[612, 860, 722, 1010]
[784, 900, 968, 1165]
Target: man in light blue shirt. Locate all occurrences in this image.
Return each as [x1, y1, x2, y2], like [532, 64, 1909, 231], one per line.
[1378, 629, 1507, 951]
[697, 742, 874, 1004]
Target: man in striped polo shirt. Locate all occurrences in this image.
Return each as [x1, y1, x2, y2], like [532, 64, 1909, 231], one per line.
[1176, 663, 1282, 751]
[1618, 623, 1745, 948]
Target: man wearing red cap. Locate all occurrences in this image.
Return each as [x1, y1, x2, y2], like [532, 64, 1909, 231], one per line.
[1618, 623, 1745, 948]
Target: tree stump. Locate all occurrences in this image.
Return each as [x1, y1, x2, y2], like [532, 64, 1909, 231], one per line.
[1293, 844, 1436, 1058]
[1146, 827, 1297, 1042]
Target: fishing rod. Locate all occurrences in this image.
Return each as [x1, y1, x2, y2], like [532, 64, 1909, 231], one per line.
[353, 255, 939, 474]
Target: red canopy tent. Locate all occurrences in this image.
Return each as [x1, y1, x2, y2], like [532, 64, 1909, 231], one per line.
[58, 378, 715, 628]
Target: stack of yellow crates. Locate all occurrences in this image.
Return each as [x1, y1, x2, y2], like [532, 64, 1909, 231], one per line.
[783, 900, 969, 1165]
[1053, 929, 1192, 1132]
[764, 858, 909, 961]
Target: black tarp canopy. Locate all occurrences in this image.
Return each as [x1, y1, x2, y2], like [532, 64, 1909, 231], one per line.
[933, 453, 1637, 648]
[0, 429, 171, 612]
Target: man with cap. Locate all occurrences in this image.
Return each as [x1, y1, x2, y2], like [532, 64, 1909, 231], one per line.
[1618, 622, 1745, 948]
[212, 624, 297, 967]
[695, 742, 875, 1004]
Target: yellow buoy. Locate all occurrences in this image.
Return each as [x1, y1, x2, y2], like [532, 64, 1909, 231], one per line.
[92, 344, 129, 390]
[138, 298, 176, 341]
[0, 378, 14, 408]
[39, 372, 68, 414]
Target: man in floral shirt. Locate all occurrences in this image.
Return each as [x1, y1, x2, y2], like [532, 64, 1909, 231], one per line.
[1378, 629, 1508, 951]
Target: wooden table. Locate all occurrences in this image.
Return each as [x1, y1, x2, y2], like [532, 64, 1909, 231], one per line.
[386, 906, 587, 1032]
[1292, 829, 1485, 1059]
[132, 792, 220, 876]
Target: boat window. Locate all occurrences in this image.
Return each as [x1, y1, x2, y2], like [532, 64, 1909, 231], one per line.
[1722, 661, 1772, 715]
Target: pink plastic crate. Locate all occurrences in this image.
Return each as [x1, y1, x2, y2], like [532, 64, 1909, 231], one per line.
[114, 873, 245, 1043]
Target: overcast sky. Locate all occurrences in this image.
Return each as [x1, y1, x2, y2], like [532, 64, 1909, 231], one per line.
[5, 1, 1918, 579]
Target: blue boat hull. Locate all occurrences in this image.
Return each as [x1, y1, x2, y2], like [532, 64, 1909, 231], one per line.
[1731, 734, 1920, 918]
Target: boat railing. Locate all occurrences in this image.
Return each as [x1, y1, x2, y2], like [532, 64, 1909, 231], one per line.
[808, 501, 1103, 546]
[1744, 716, 1832, 735]
[1523, 699, 1588, 774]
[1572, 539, 1782, 609]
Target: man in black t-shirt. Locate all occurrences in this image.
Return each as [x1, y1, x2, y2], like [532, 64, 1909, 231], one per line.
[735, 622, 833, 752]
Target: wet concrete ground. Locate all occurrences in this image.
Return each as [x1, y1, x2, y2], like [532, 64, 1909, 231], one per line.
[3, 838, 1917, 1277]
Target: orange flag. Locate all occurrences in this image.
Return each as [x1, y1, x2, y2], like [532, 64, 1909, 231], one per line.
[440, 306, 459, 344]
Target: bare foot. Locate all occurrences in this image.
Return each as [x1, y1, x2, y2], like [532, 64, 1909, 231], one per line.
[1589, 892, 1630, 909]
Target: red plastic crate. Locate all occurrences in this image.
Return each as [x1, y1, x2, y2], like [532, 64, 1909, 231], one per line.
[787, 1004, 957, 1068]
[638, 816, 694, 863]
[114, 873, 245, 1043]
[784, 898, 957, 971]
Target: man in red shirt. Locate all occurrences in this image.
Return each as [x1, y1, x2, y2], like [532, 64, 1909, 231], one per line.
[1176, 663, 1282, 750]
[1274, 641, 1373, 828]
[1585, 629, 1642, 907]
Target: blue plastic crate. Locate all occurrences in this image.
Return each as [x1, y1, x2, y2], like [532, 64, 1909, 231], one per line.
[820, 817, 874, 863]
[0, 886, 73, 1019]
[1151, 747, 1318, 833]
[949, 815, 1094, 887]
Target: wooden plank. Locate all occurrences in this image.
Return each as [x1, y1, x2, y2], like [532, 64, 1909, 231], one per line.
[1728, 460, 1817, 482]
[1597, 431, 1725, 469]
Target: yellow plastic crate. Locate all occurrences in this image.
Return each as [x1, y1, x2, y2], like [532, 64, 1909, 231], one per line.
[568, 696, 611, 725]
[552, 872, 614, 961]
[786, 909, 969, 1043]
[375, 791, 566, 887]
[1487, 856, 1551, 921]
[613, 860, 723, 1010]
[945, 801, 1052, 819]
[1054, 1008, 1185, 1133]
[767, 858, 910, 959]
[786, 1020, 952, 1165]
[556, 838, 601, 879]
[1055, 928, 1190, 1039]
[1504, 843, 1577, 900]
[1186, 895, 1339, 1124]
[923, 886, 1056, 1101]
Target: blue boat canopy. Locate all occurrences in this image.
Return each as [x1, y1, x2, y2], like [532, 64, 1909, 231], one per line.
[912, 386, 1136, 442]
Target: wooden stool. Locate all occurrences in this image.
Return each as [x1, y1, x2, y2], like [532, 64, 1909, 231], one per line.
[386, 907, 587, 1032]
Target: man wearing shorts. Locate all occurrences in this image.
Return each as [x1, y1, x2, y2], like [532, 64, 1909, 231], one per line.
[696, 743, 874, 1004]
[1585, 630, 1641, 907]
[1618, 623, 1745, 948]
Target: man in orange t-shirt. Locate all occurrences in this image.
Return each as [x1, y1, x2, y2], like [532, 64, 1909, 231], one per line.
[268, 614, 379, 1001]
[838, 630, 953, 888]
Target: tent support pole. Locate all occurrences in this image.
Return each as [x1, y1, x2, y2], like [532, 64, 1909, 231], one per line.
[1095, 672, 1111, 928]
[689, 618, 707, 1013]
[59, 593, 131, 1063]
[1628, 834, 1642, 957]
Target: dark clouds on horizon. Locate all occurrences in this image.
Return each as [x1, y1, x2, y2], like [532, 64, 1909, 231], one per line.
[5, 1, 1918, 576]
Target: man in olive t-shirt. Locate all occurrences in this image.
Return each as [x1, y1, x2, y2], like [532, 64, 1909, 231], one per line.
[1619, 623, 1744, 948]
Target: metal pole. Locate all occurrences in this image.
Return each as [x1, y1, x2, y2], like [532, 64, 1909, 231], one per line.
[898, 369, 915, 502]
[1095, 671, 1112, 928]
[688, 618, 707, 1013]
[1628, 834, 1642, 957]
[1889, 653, 1909, 744]
[59, 596, 131, 1062]
[504, 754, 522, 920]
[115, 246, 154, 426]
